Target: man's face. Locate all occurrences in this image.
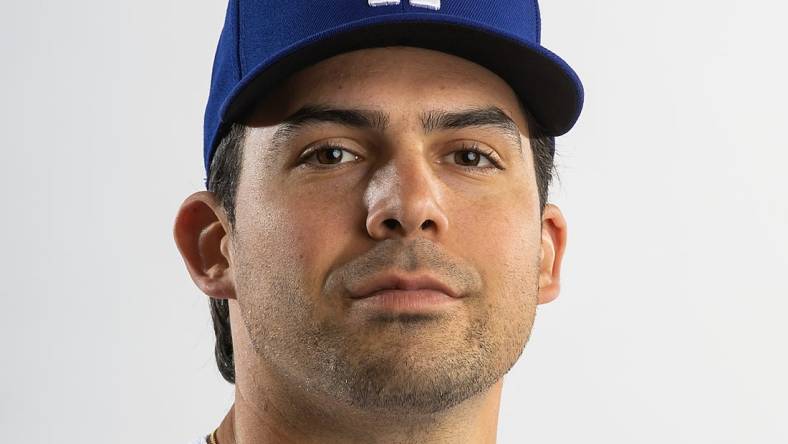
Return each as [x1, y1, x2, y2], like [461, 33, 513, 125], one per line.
[229, 46, 546, 414]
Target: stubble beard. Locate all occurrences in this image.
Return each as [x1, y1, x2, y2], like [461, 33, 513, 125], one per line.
[237, 274, 538, 416]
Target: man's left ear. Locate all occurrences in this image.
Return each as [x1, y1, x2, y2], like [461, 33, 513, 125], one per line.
[537, 203, 568, 304]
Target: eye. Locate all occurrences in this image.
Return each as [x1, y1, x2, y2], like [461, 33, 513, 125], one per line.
[298, 143, 360, 167]
[444, 143, 503, 170]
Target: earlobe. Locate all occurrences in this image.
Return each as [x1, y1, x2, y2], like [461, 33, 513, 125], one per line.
[173, 191, 237, 300]
[537, 204, 567, 304]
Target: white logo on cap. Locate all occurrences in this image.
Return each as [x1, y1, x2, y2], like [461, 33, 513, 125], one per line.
[368, 0, 440, 10]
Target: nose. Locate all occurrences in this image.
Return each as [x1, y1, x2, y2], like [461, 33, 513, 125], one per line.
[364, 156, 449, 241]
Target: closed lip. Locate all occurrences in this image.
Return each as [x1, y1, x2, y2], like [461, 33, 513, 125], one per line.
[350, 272, 460, 299]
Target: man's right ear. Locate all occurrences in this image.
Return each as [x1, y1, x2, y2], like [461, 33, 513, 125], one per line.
[173, 191, 237, 300]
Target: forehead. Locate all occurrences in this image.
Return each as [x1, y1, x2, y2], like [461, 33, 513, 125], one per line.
[249, 46, 527, 129]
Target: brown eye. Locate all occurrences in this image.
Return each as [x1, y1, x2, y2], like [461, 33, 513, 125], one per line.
[316, 147, 345, 164]
[450, 149, 494, 168]
[455, 150, 478, 166]
[301, 145, 359, 166]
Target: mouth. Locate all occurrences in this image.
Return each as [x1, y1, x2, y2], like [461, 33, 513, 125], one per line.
[355, 287, 458, 311]
[351, 272, 460, 298]
[349, 272, 462, 314]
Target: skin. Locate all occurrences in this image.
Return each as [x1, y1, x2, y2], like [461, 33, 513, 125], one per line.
[174, 46, 567, 444]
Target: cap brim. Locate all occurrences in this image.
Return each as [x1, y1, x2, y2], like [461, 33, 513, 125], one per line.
[218, 14, 583, 146]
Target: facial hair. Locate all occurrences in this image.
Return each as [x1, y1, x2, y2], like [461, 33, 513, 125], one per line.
[234, 237, 540, 415]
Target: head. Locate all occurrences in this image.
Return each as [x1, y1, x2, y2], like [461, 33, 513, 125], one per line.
[175, 46, 567, 414]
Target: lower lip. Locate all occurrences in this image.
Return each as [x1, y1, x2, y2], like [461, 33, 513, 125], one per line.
[352, 289, 459, 313]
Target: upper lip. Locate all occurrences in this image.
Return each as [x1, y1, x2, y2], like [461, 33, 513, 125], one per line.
[350, 271, 460, 299]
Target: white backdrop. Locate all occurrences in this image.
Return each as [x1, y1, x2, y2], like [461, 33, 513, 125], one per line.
[1, 1, 786, 443]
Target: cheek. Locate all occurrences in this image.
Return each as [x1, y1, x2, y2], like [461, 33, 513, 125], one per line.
[451, 185, 541, 270]
[446, 193, 541, 358]
[450, 189, 542, 315]
[285, 197, 355, 269]
[234, 183, 358, 290]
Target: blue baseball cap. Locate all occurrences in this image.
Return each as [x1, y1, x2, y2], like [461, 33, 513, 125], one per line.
[203, 0, 584, 186]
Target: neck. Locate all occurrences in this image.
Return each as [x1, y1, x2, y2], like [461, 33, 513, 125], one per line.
[214, 374, 504, 444]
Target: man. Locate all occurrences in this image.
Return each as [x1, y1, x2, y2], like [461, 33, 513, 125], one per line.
[175, 1, 583, 442]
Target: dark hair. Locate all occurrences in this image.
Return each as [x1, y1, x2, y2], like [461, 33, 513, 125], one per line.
[205, 101, 556, 384]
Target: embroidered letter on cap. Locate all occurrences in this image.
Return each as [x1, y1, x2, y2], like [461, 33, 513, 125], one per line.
[409, 0, 440, 9]
[368, 0, 441, 9]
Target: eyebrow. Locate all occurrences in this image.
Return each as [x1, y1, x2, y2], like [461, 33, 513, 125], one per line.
[269, 103, 523, 156]
[421, 106, 523, 152]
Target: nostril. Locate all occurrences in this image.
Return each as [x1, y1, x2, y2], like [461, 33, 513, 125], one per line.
[420, 220, 434, 230]
[383, 219, 399, 230]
